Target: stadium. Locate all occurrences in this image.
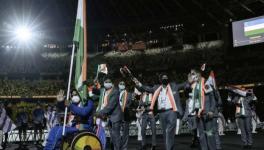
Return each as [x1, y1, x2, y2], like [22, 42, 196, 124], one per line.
[0, 0, 263, 150]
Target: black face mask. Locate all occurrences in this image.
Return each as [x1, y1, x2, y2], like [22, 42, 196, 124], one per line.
[161, 79, 169, 85]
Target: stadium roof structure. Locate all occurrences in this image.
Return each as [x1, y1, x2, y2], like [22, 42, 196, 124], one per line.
[85, 0, 264, 29]
[0, 0, 263, 51]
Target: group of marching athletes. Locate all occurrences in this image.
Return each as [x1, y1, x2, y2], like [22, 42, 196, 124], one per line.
[43, 64, 259, 150]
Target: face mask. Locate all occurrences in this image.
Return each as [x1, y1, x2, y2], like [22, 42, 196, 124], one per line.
[89, 91, 94, 97]
[118, 84, 125, 90]
[72, 95, 80, 103]
[191, 75, 198, 82]
[104, 83, 113, 89]
[161, 79, 169, 85]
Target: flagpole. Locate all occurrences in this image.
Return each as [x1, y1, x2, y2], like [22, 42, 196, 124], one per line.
[62, 43, 76, 136]
[95, 65, 99, 81]
[83, 0, 87, 81]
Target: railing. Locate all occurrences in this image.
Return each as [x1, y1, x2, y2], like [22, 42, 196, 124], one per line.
[6, 121, 257, 143]
[5, 122, 181, 142]
[0, 96, 57, 99]
[7, 129, 48, 142]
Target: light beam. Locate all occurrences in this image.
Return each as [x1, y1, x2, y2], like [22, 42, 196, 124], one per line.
[15, 26, 32, 42]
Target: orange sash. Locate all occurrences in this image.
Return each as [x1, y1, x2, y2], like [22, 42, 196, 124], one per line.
[121, 90, 128, 112]
[150, 84, 177, 111]
[103, 88, 113, 108]
[141, 93, 152, 104]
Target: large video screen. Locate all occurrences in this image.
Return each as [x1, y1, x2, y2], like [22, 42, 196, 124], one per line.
[232, 16, 264, 47]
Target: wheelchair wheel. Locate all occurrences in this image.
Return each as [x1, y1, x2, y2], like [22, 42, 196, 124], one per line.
[61, 131, 102, 150]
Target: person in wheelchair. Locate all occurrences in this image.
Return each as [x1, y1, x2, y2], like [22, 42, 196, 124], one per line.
[44, 90, 94, 150]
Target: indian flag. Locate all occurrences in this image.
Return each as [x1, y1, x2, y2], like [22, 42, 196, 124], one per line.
[97, 64, 108, 74]
[73, 0, 87, 103]
[206, 71, 216, 89]
[244, 18, 264, 37]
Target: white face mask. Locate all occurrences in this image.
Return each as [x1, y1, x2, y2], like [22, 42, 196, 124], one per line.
[89, 91, 94, 97]
[118, 84, 125, 90]
[104, 82, 113, 89]
[72, 95, 80, 103]
[191, 75, 198, 82]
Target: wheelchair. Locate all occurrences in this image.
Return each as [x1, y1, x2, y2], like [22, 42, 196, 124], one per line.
[61, 130, 102, 150]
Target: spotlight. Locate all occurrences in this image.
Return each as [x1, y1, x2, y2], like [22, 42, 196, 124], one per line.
[15, 26, 32, 42]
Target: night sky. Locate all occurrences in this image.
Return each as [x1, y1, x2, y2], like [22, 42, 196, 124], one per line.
[0, 0, 264, 52]
[0, 0, 77, 43]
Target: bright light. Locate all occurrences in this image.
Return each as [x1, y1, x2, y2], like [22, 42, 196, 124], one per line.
[15, 26, 32, 42]
[3, 14, 43, 49]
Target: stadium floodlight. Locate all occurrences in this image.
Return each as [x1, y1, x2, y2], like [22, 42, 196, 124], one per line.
[4, 15, 42, 49]
[14, 26, 32, 42]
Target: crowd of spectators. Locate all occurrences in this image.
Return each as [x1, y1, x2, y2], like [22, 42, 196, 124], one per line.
[0, 40, 263, 97]
[0, 80, 66, 96]
[0, 49, 70, 74]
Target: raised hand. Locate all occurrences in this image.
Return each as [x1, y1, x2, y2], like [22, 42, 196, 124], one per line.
[133, 78, 142, 87]
[57, 89, 65, 102]
[65, 100, 70, 107]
